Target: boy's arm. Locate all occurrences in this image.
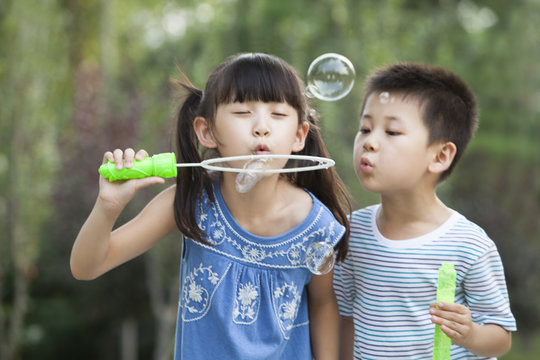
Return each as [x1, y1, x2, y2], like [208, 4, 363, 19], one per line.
[308, 270, 340, 360]
[339, 315, 354, 359]
[430, 302, 512, 357]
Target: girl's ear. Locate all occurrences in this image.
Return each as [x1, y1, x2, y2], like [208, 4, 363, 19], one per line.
[292, 121, 310, 152]
[428, 141, 457, 174]
[193, 116, 217, 148]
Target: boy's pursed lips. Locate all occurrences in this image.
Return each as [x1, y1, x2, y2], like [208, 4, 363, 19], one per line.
[360, 156, 374, 172]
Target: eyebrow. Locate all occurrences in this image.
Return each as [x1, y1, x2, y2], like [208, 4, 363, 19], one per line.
[361, 113, 402, 122]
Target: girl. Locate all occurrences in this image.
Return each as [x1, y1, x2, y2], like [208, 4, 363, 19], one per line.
[70, 53, 351, 359]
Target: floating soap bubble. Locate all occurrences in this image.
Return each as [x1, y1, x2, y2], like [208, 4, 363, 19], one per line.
[304, 242, 335, 275]
[379, 91, 390, 104]
[306, 53, 355, 101]
[235, 157, 271, 193]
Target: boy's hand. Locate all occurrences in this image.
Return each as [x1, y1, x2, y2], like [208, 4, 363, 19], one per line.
[430, 302, 477, 350]
[98, 148, 165, 210]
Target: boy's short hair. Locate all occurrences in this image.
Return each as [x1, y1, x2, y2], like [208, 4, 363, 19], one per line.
[360, 62, 478, 182]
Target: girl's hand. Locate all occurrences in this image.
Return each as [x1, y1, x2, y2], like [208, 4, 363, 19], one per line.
[430, 302, 476, 349]
[98, 148, 165, 210]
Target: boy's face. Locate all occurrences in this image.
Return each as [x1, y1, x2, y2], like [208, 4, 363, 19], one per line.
[354, 92, 440, 195]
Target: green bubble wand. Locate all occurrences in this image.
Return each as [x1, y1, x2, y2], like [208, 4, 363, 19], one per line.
[432, 262, 457, 360]
[98, 152, 335, 182]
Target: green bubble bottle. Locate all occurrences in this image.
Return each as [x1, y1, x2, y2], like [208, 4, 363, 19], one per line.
[98, 152, 177, 181]
[432, 262, 457, 360]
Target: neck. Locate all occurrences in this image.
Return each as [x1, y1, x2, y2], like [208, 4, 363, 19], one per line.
[220, 173, 279, 213]
[218, 173, 312, 237]
[377, 190, 451, 240]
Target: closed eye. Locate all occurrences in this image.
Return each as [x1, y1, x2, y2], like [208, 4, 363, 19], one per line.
[359, 128, 371, 134]
[386, 130, 401, 136]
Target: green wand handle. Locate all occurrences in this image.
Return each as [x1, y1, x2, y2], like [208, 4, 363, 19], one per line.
[432, 262, 457, 360]
[98, 152, 177, 181]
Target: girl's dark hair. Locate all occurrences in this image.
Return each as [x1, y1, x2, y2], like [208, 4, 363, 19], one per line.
[173, 53, 351, 261]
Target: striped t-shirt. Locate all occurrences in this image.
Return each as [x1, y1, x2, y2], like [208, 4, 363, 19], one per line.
[333, 205, 516, 360]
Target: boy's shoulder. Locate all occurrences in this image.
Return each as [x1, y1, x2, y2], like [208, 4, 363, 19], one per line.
[351, 204, 378, 217]
[349, 204, 378, 227]
[350, 204, 494, 246]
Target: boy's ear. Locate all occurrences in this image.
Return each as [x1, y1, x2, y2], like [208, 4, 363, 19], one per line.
[428, 141, 457, 174]
[193, 116, 218, 148]
[292, 121, 310, 152]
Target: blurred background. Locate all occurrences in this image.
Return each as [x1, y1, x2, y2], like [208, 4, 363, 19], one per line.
[0, 0, 538, 359]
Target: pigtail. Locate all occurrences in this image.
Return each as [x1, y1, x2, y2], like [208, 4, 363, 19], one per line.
[295, 110, 352, 262]
[173, 82, 214, 244]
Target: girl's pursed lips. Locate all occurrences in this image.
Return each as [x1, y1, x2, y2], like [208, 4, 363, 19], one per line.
[254, 143, 270, 154]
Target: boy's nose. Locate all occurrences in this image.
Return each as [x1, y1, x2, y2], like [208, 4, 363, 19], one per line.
[363, 135, 378, 151]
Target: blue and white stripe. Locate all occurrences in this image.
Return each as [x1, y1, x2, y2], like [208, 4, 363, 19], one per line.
[333, 205, 516, 360]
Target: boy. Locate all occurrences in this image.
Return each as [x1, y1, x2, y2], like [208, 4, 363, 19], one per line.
[333, 63, 516, 359]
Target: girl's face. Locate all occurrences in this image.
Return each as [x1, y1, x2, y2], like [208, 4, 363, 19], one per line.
[353, 92, 440, 195]
[199, 101, 309, 161]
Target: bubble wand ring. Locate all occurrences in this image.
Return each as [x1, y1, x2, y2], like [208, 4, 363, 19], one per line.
[193, 154, 335, 173]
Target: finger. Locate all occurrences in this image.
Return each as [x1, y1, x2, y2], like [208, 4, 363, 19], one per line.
[113, 149, 124, 169]
[103, 151, 114, 164]
[135, 149, 149, 161]
[431, 312, 471, 339]
[437, 302, 467, 314]
[124, 148, 135, 168]
[440, 323, 461, 339]
[431, 309, 462, 324]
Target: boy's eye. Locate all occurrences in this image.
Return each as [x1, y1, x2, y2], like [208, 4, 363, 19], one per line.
[359, 128, 370, 134]
[386, 130, 401, 136]
[272, 112, 287, 117]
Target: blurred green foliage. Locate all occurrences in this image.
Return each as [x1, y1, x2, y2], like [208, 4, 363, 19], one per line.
[0, 0, 538, 358]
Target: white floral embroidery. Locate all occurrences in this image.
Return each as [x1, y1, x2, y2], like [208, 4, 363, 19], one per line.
[272, 281, 301, 337]
[182, 263, 227, 321]
[197, 197, 226, 245]
[188, 282, 204, 303]
[199, 212, 208, 223]
[196, 192, 343, 268]
[212, 228, 224, 240]
[281, 300, 298, 320]
[238, 283, 258, 306]
[233, 281, 260, 324]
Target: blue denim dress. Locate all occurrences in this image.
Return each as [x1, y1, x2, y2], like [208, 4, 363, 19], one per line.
[174, 183, 345, 359]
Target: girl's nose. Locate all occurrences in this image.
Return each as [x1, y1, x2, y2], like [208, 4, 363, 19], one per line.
[254, 127, 270, 136]
[253, 117, 270, 137]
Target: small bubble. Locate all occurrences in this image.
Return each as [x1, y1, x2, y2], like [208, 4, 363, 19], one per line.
[305, 242, 335, 275]
[379, 91, 390, 104]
